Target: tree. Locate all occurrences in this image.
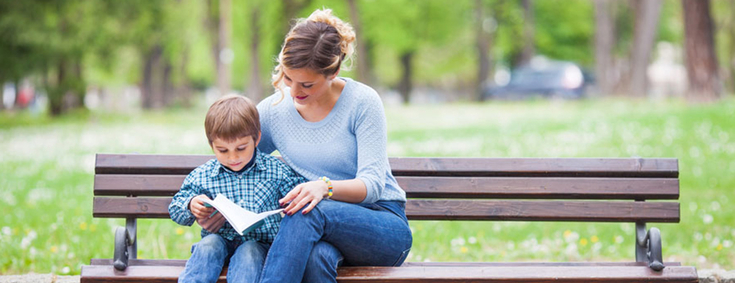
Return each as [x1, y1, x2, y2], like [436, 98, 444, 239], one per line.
[347, 0, 372, 86]
[474, 0, 494, 101]
[682, 0, 721, 102]
[625, 0, 662, 97]
[594, 0, 616, 96]
[520, 0, 535, 65]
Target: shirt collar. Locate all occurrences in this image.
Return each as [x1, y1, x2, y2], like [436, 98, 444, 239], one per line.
[210, 148, 266, 177]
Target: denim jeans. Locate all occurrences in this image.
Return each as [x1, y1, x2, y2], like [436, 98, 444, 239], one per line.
[179, 234, 270, 283]
[258, 200, 413, 283]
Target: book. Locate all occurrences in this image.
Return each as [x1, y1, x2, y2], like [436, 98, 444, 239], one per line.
[201, 194, 284, 236]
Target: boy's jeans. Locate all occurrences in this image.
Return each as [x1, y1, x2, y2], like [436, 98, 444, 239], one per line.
[259, 200, 413, 283]
[179, 234, 269, 283]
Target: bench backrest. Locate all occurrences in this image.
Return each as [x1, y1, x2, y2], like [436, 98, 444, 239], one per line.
[93, 154, 679, 223]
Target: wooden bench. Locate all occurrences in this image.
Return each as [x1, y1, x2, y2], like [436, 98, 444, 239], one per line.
[81, 154, 698, 282]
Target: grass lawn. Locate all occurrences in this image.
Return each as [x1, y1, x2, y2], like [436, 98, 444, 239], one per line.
[1, 97, 733, 274]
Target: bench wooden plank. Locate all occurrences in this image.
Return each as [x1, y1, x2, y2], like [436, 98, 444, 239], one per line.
[93, 197, 680, 222]
[96, 154, 678, 178]
[89, 258, 683, 267]
[95, 175, 680, 200]
[80, 264, 698, 283]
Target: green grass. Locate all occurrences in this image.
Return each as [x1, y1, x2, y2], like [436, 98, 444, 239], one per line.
[1, 98, 733, 274]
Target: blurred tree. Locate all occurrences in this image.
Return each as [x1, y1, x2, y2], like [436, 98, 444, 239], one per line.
[475, 0, 495, 101]
[682, 0, 721, 102]
[244, 3, 265, 101]
[712, 0, 735, 94]
[594, 0, 616, 96]
[624, 0, 662, 97]
[347, 0, 373, 86]
[520, 0, 535, 66]
[219, 0, 232, 96]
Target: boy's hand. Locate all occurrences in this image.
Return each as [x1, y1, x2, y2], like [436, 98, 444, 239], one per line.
[189, 195, 216, 219]
[280, 180, 328, 216]
[190, 195, 225, 232]
[197, 213, 226, 233]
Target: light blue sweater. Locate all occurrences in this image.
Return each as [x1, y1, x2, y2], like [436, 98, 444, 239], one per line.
[257, 78, 406, 204]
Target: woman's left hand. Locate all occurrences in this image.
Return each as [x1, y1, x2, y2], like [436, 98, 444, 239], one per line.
[280, 180, 329, 215]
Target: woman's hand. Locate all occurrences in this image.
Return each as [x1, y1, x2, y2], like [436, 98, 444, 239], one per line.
[280, 180, 329, 215]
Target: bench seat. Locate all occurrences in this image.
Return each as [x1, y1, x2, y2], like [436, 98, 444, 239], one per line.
[81, 154, 698, 283]
[82, 259, 697, 282]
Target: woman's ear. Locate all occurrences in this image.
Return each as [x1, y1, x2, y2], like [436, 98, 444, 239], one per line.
[328, 69, 340, 80]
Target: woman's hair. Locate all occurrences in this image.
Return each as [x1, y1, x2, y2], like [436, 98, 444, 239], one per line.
[204, 94, 260, 145]
[271, 8, 356, 101]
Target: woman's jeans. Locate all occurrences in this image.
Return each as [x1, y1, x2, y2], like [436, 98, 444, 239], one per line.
[178, 234, 270, 283]
[259, 200, 413, 283]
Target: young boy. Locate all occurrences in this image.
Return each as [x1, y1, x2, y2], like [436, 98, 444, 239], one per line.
[168, 94, 305, 283]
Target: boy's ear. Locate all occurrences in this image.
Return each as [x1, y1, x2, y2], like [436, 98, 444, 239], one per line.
[255, 132, 261, 146]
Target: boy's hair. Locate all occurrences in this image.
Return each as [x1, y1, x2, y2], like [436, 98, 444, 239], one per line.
[205, 94, 260, 144]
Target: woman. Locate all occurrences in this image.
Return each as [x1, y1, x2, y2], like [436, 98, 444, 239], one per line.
[255, 8, 413, 283]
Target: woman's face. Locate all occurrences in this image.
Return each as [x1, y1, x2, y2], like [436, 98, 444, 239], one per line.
[282, 67, 336, 106]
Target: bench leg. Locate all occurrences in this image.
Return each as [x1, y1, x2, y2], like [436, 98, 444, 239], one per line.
[113, 218, 137, 271]
[635, 222, 664, 271]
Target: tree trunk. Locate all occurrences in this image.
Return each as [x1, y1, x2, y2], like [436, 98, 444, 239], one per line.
[520, 0, 535, 65]
[217, 0, 231, 96]
[142, 44, 165, 109]
[724, 0, 735, 94]
[682, 0, 721, 102]
[626, 0, 662, 97]
[398, 51, 414, 105]
[475, 0, 492, 101]
[281, 0, 313, 39]
[594, 0, 616, 96]
[246, 6, 264, 101]
[348, 0, 371, 86]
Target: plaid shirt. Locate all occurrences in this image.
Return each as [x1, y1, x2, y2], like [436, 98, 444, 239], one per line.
[168, 150, 306, 243]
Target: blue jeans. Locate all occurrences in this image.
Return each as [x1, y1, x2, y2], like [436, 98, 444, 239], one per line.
[258, 200, 413, 283]
[179, 234, 270, 283]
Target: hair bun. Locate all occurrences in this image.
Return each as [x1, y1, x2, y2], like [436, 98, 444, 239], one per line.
[307, 9, 355, 59]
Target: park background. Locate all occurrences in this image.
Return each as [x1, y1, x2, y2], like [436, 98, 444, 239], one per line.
[1, 0, 734, 276]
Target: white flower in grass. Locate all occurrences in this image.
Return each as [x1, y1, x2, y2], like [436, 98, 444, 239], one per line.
[1, 226, 10, 236]
[703, 214, 713, 224]
[723, 240, 733, 248]
[61, 266, 71, 274]
[468, 236, 477, 244]
[694, 232, 703, 242]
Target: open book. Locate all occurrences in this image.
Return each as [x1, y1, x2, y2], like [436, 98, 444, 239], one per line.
[201, 194, 284, 236]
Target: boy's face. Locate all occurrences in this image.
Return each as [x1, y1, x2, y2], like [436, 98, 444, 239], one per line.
[211, 134, 260, 172]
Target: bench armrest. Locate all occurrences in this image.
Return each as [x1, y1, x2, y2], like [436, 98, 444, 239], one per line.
[113, 218, 137, 271]
[636, 223, 663, 271]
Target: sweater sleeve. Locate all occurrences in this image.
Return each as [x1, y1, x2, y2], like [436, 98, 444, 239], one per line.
[354, 91, 390, 204]
[257, 96, 277, 155]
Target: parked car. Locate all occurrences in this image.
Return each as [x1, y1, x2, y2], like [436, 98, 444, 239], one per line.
[483, 59, 590, 100]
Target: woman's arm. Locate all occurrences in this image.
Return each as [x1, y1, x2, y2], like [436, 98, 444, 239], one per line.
[280, 179, 367, 215]
[281, 88, 390, 214]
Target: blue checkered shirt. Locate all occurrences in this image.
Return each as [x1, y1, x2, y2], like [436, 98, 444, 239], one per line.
[168, 150, 306, 243]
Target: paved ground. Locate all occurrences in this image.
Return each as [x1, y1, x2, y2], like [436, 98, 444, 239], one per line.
[0, 274, 79, 283]
[1, 269, 734, 282]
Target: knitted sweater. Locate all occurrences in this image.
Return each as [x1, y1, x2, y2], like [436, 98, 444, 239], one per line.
[257, 77, 406, 203]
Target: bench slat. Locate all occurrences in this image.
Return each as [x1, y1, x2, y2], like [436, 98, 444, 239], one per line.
[95, 175, 679, 200]
[96, 154, 678, 178]
[80, 264, 698, 283]
[93, 197, 679, 222]
[89, 258, 683, 267]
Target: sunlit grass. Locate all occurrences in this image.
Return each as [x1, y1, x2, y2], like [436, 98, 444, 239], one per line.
[1, 97, 733, 274]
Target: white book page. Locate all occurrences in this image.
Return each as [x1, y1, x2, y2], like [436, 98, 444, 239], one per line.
[201, 194, 283, 235]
